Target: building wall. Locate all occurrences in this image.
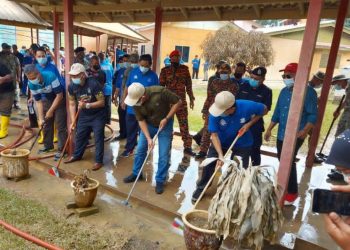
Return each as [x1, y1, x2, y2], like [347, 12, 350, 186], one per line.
[82, 34, 108, 52]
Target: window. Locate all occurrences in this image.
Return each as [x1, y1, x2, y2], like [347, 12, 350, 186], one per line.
[175, 45, 190, 63]
[141, 45, 145, 55]
[0, 25, 16, 45]
[39, 29, 54, 48]
[319, 53, 342, 68]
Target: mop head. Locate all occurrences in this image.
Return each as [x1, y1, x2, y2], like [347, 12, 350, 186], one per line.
[208, 161, 283, 250]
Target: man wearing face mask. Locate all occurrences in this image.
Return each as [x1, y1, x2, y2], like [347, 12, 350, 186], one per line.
[308, 71, 324, 90]
[237, 67, 272, 166]
[192, 91, 266, 202]
[231, 62, 249, 85]
[264, 62, 318, 205]
[120, 54, 159, 157]
[0, 63, 14, 139]
[323, 129, 350, 250]
[332, 75, 350, 137]
[87, 56, 106, 87]
[64, 63, 105, 171]
[196, 63, 239, 159]
[160, 50, 195, 156]
[23, 64, 67, 155]
[123, 83, 182, 194]
[74, 47, 89, 69]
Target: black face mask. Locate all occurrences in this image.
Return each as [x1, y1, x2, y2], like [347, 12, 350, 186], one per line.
[234, 73, 243, 79]
[171, 62, 179, 67]
[93, 65, 100, 71]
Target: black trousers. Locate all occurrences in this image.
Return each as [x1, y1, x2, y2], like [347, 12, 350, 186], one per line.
[251, 130, 263, 166]
[117, 105, 127, 138]
[276, 138, 304, 194]
[196, 145, 251, 190]
[105, 95, 112, 125]
[192, 68, 199, 79]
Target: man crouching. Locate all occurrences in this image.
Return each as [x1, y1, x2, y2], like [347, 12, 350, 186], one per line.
[123, 83, 182, 194]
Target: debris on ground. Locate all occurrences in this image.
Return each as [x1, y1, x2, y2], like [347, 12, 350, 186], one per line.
[72, 170, 91, 194]
[208, 161, 283, 250]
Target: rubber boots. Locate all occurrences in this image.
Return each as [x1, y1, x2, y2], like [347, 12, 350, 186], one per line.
[0, 116, 10, 139]
[38, 130, 44, 144]
[53, 124, 58, 143]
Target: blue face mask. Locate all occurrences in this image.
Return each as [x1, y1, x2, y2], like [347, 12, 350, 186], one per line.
[249, 78, 259, 88]
[131, 63, 138, 68]
[37, 57, 47, 65]
[140, 66, 149, 74]
[220, 74, 229, 81]
[283, 78, 294, 88]
[72, 78, 81, 85]
[29, 77, 40, 85]
[334, 84, 343, 90]
[123, 62, 130, 68]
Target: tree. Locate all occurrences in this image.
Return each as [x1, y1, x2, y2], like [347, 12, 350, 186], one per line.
[201, 24, 274, 68]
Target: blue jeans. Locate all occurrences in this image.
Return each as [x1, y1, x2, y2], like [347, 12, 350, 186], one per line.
[125, 114, 139, 152]
[132, 119, 174, 184]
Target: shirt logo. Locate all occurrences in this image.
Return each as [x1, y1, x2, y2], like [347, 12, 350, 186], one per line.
[220, 119, 227, 126]
[134, 75, 138, 79]
[240, 118, 246, 124]
[147, 78, 152, 82]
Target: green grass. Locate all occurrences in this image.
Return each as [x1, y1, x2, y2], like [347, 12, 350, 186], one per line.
[0, 188, 119, 249]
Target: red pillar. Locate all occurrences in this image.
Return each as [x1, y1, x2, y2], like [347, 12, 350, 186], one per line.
[63, 0, 74, 154]
[306, 0, 349, 168]
[53, 10, 60, 66]
[30, 28, 34, 44]
[277, 0, 324, 204]
[152, 7, 163, 73]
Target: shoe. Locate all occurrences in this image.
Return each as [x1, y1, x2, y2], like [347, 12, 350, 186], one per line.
[155, 182, 164, 194]
[192, 134, 201, 146]
[184, 147, 196, 156]
[123, 173, 143, 183]
[284, 193, 298, 206]
[0, 115, 10, 139]
[37, 147, 54, 154]
[92, 163, 103, 171]
[191, 188, 204, 203]
[54, 151, 67, 161]
[327, 171, 344, 181]
[13, 103, 20, 110]
[53, 125, 58, 143]
[38, 130, 44, 144]
[195, 151, 207, 160]
[64, 157, 81, 164]
[314, 155, 324, 164]
[120, 150, 134, 158]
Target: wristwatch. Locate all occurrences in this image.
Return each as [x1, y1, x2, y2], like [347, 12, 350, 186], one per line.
[85, 103, 91, 109]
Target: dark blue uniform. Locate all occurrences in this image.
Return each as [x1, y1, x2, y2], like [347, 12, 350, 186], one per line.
[237, 82, 272, 166]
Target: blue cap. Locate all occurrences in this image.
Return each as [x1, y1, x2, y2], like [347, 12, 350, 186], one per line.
[326, 129, 350, 168]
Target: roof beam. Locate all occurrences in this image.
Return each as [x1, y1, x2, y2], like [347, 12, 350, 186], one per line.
[180, 7, 189, 19]
[213, 6, 222, 19]
[125, 11, 135, 21]
[102, 12, 112, 22]
[253, 5, 261, 18]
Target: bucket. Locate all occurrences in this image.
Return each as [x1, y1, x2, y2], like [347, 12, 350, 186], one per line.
[182, 209, 222, 250]
[1, 149, 30, 179]
[71, 178, 99, 208]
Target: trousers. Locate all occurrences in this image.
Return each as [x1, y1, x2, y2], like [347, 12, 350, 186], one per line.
[175, 102, 192, 148]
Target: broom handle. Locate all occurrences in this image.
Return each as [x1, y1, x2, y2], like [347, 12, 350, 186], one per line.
[194, 131, 243, 208]
[56, 109, 81, 169]
[318, 94, 345, 154]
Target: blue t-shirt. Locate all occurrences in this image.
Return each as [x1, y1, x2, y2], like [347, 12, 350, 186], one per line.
[192, 58, 200, 69]
[208, 100, 265, 148]
[164, 57, 171, 67]
[230, 76, 250, 85]
[100, 61, 114, 96]
[36, 62, 65, 89]
[126, 67, 159, 114]
[28, 71, 63, 101]
[271, 85, 318, 141]
[113, 67, 126, 98]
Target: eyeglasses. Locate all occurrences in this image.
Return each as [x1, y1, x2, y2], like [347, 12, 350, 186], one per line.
[282, 74, 293, 79]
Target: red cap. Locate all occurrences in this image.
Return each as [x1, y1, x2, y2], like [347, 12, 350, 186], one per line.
[170, 50, 181, 57]
[279, 63, 298, 73]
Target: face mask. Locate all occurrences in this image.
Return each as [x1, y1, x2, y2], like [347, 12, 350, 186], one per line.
[220, 74, 229, 81]
[131, 63, 138, 68]
[93, 65, 100, 71]
[123, 62, 130, 68]
[172, 62, 180, 67]
[334, 84, 343, 90]
[249, 78, 259, 88]
[140, 66, 149, 74]
[29, 77, 40, 85]
[234, 73, 243, 79]
[283, 78, 295, 88]
[36, 57, 47, 65]
[72, 78, 81, 85]
[342, 173, 350, 184]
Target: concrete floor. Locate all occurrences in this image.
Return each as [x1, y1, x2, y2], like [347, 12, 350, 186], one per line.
[1, 104, 343, 250]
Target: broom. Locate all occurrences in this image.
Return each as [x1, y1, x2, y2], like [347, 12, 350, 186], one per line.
[49, 109, 80, 177]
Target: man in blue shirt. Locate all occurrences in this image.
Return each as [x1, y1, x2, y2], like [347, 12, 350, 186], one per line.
[191, 55, 200, 79]
[121, 54, 159, 157]
[231, 62, 250, 85]
[23, 64, 67, 155]
[264, 63, 318, 206]
[98, 53, 114, 125]
[192, 91, 266, 202]
[237, 67, 272, 166]
[164, 54, 171, 67]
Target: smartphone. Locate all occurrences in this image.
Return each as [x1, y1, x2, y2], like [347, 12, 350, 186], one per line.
[312, 188, 350, 216]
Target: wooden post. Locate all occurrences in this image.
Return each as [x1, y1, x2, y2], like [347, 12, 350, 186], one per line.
[30, 28, 34, 44]
[306, 0, 349, 168]
[277, 0, 324, 204]
[152, 6, 163, 73]
[53, 10, 60, 65]
[36, 29, 39, 44]
[96, 35, 100, 52]
[63, 0, 74, 155]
